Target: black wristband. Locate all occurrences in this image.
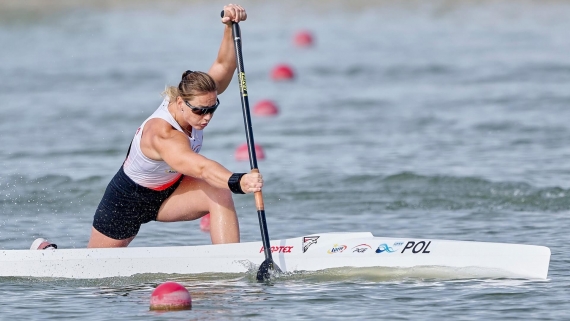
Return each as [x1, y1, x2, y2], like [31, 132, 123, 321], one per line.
[228, 173, 246, 194]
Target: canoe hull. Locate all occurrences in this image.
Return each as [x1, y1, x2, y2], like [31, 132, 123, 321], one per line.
[0, 232, 550, 279]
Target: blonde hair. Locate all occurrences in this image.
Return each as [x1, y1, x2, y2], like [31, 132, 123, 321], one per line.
[162, 70, 217, 102]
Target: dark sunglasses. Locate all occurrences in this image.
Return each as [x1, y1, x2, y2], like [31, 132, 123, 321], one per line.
[184, 98, 220, 115]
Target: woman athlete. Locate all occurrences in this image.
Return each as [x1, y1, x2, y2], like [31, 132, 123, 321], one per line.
[32, 4, 259, 250]
[87, 3, 260, 248]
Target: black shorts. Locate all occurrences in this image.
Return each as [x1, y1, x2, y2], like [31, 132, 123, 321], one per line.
[93, 166, 183, 240]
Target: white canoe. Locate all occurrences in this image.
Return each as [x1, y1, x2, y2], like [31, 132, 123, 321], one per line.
[0, 232, 550, 279]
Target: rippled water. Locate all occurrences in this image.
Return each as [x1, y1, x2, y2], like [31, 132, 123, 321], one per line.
[1, 1, 570, 319]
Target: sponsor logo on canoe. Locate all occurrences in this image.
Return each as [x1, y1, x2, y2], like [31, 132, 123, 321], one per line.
[351, 244, 372, 253]
[401, 241, 431, 254]
[303, 236, 320, 253]
[376, 244, 396, 253]
[327, 244, 347, 254]
[260, 246, 294, 254]
[376, 242, 404, 253]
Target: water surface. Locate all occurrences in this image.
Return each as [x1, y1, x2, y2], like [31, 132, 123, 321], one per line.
[1, 1, 569, 320]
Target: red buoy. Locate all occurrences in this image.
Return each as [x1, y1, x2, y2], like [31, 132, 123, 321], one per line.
[149, 282, 192, 311]
[253, 100, 279, 116]
[271, 64, 295, 81]
[235, 143, 265, 161]
[294, 30, 314, 47]
[200, 213, 211, 232]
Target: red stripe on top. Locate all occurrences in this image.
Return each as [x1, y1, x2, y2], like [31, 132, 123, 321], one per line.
[149, 174, 182, 191]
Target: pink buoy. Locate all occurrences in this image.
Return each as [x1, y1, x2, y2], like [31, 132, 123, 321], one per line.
[235, 143, 265, 161]
[200, 213, 211, 232]
[149, 282, 192, 311]
[294, 30, 314, 47]
[271, 64, 295, 81]
[253, 100, 279, 116]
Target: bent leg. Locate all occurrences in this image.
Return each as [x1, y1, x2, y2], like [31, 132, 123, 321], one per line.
[156, 176, 240, 244]
[87, 227, 135, 248]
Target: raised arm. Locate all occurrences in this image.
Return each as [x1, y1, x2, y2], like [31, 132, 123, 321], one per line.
[208, 4, 247, 94]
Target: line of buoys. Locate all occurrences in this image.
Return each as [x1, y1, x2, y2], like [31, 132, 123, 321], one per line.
[203, 29, 315, 235]
[235, 142, 265, 161]
[271, 64, 295, 81]
[149, 282, 192, 311]
[294, 30, 314, 47]
[199, 213, 210, 232]
[253, 99, 279, 116]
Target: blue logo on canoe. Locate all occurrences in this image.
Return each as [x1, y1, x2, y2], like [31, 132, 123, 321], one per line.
[375, 244, 395, 253]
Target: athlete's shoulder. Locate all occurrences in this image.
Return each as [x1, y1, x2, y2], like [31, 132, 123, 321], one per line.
[145, 118, 180, 138]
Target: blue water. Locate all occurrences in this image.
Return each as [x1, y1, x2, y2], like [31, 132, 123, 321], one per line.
[1, 1, 570, 319]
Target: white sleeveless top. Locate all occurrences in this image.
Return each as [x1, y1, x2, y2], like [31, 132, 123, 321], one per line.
[123, 97, 203, 190]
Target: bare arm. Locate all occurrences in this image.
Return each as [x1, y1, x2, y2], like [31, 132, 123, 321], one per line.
[208, 4, 247, 94]
[143, 119, 261, 193]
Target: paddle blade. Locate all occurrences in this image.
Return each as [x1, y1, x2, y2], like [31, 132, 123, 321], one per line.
[256, 258, 282, 282]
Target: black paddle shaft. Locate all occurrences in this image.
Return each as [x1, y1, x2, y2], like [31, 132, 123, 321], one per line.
[231, 23, 258, 170]
[221, 10, 280, 280]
